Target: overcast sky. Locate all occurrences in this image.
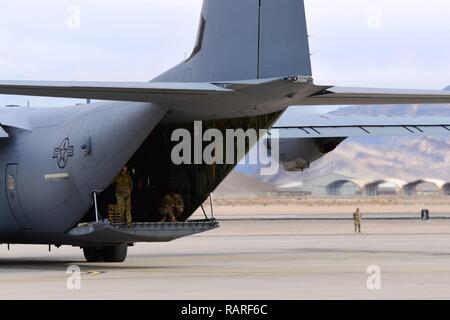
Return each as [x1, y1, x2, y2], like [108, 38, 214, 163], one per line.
[1, 0, 450, 107]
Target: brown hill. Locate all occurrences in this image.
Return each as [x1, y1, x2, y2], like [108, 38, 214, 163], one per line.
[304, 136, 450, 181]
[214, 171, 275, 196]
[235, 102, 450, 185]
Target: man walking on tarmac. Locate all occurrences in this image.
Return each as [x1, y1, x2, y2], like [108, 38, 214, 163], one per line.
[115, 166, 133, 227]
[353, 208, 362, 234]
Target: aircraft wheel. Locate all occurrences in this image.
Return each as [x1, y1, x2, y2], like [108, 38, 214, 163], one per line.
[101, 244, 128, 263]
[83, 247, 103, 262]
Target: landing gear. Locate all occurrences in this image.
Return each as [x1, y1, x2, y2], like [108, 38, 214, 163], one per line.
[101, 244, 128, 262]
[83, 247, 103, 262]
[82, 244, 128, 263]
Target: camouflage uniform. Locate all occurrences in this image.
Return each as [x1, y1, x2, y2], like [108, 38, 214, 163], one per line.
[160, 193, 184, 222]
[115, 170, 133, 226]
[173, 193, 185, 218]
[353, 209, 362, 233]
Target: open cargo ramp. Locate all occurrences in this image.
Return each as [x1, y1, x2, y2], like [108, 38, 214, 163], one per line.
[67, 219, 219, 244]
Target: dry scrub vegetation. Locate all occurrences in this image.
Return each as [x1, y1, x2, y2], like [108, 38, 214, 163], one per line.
[212, 195, 450, 207]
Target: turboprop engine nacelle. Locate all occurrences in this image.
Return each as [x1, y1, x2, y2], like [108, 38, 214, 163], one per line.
[270, 137, 346, 172]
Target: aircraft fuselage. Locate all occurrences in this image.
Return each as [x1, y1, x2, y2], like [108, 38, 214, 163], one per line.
[0, 102, 167, 244]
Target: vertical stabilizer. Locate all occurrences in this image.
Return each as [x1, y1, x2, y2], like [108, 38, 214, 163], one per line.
[154, 0, 312, 82]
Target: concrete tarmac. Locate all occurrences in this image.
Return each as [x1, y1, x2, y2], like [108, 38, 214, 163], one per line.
[1, 219, 450, 299]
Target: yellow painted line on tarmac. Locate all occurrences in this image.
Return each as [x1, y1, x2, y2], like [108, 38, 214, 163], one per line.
[83, 271, 106, 276]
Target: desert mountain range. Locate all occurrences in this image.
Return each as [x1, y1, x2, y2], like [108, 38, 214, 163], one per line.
[219, 99, 450, 194]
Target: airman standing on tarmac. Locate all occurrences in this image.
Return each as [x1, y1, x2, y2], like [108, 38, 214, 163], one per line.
[159, 191, 185, 223]
[115, 166, 133, 227]
[353, 208, 362, 234]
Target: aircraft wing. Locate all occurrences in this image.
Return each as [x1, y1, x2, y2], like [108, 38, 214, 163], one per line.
[272, 114, 450, 138]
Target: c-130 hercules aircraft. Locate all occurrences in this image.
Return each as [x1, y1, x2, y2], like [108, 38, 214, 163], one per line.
[0, 0, 450, 262]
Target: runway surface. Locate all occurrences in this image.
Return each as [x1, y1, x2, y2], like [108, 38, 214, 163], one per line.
[1, 218, 450, 299]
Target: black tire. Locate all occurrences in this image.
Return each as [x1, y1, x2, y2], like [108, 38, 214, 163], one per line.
[101, 244, 128, 263]
[83, 247, 103, 262]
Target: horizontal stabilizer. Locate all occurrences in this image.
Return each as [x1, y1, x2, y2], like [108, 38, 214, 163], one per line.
[0, 125, 9, 138]
[2, 77, 450, 121]
[0, 81, 231, 103]
[303, 86, 450, 105]
[3, 79, 450, 108]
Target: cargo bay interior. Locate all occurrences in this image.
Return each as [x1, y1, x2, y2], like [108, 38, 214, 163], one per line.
[79, 113, 280, 225]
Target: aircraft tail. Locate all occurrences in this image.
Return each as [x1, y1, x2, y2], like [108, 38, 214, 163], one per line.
[154, 0, 312, 82]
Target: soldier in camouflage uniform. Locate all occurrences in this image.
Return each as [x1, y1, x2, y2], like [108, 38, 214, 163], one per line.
[159, 191, 184, 222]
[353, 208, 362, 234]
[115, 166, 133, 227]
[172, 192, 185, 219]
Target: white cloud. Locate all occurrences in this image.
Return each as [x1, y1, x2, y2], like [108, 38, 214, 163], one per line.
[305, 0, 450, 88]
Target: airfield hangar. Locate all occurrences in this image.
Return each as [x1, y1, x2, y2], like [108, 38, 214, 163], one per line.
[277, 173, 450, 197]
